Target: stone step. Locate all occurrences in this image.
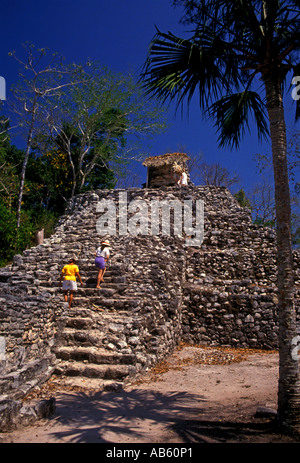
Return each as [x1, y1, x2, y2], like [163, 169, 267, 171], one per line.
[49, 375, 124, 392]
[46, 285, 126, 294]
[83, 278, 127, 287]
[64, 316, 95, 330]
[63, 314, 139, 330]
[60, 305, 139, 321]
[72, 296, 142, 311]
[76, 262, 126, 270]
[75, 287, 127, 296]
[37, 275, 118, 285]
[56, 328, 135, 352]
[54, 346, 136, 365]
[54, 360, 134, 381]
[37, 269, 126, 281]
[29, 263, 126, 277]
[60, 318, 138, 336]
[35, 285, 127, 299]
[57, 328, 107, 347]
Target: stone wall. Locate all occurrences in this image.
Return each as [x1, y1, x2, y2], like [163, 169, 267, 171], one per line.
[0, 266, 58, 377]
[180, 188, 300, 348]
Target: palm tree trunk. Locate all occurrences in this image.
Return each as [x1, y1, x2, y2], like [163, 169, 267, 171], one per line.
[264, 75, 300, 433]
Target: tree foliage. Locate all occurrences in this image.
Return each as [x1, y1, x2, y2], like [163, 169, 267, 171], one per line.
[41, 63, 167, 197]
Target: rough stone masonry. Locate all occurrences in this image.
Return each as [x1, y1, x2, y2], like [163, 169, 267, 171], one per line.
[0, 184, 299, 431]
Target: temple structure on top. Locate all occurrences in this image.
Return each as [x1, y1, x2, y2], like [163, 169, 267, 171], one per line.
[142, 152, 190, 188]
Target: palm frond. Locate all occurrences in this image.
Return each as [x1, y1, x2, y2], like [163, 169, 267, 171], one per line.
[208, 91, 269, 149]
[142, 1, 299, 150]
[141, 29, 240, 111]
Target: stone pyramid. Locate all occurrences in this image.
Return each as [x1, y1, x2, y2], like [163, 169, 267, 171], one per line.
[0, 185, 299, 430]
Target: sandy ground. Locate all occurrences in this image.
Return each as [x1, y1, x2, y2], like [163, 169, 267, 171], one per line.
[1, 344, 300, 444]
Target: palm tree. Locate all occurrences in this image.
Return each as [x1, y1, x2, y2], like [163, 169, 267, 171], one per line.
[141, 0, 300, 434]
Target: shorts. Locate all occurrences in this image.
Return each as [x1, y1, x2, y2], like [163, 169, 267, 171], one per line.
[62, 280, 78, 291]
[95, 256, 105, 269]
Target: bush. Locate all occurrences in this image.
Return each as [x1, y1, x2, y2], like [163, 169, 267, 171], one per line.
[0, 200, 35, 267]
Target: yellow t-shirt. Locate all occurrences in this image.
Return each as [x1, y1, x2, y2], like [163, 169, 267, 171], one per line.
[62, 264, 79, 281]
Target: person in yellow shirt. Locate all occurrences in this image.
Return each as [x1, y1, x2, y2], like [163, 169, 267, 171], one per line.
[59, 258, 83, 308]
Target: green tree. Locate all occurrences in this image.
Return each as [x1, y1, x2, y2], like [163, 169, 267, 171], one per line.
[0, 198, 35, 267]
[0, 127, 20, 208]
[30, 123, 116, 212]
[141, 0, 300, 433]
[42, 64, 167, 198]
[0, 121, 36, 265]
[6, 43, 88, 228]
[234, 188, 252, 209]
[0, 120, 60, 264]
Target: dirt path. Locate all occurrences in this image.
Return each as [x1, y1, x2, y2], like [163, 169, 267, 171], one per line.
[1, 345, 300, 444]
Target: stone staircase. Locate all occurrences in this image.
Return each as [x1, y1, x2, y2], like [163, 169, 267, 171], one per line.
[52, 310, 138, 391]
[44, 239, 148, 392]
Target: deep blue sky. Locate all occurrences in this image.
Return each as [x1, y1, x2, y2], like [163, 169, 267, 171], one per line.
[1, 0, 298, 192]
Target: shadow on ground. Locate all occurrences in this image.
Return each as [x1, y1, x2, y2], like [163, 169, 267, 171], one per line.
[47, 388, 204, 443]
[41, 388, 298, 444]
[169, 419, 292, 443]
